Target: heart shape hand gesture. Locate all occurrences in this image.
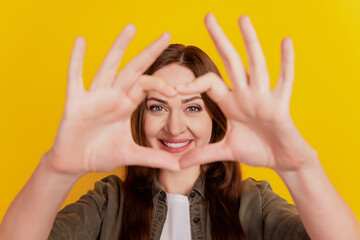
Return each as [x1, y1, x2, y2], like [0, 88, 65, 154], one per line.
[47, 14, 316, 178]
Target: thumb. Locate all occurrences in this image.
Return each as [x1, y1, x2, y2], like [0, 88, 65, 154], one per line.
[125, 145, 181, 172]
[180, 141, 234, 168]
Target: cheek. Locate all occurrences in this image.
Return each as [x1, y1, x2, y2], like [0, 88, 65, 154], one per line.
[144, 114, 163, 145]
[188, 114, 213, 142]
[144, 115, 156, 138]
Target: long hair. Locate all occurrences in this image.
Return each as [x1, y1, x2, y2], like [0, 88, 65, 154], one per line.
[119, 44, 245, 239]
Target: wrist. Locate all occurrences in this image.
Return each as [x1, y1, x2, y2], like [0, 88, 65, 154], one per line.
[275, 149, 325, 192]
[41, 151, 84, 182]
[275, 146, 320, 180]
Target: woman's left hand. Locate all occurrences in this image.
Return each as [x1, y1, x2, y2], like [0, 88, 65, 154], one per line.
[177, 13, 317, 173]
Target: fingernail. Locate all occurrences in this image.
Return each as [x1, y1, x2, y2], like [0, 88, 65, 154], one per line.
[179, 160, 190, 169]
[75, 36, 84, 43]
[174, 162, 181, 171]
[240, 15, 251, 27]
[75, 36, 86, 49]
[206, 12, 216, 24]
[175, 84, 187, 91]
[125, 24, 136, 34]
[285, 37, 293, 47]
[162, 31, 171, 41]
[167, 86, 177, 96]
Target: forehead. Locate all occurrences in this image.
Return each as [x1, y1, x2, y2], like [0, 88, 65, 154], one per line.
[151, 63, 195, 86]
[148, 64, 201, 101]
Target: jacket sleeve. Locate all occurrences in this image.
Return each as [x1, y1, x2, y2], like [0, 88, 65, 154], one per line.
[48, 175, 121, 240]
[259, 179, 310, 240]
[239, 178, 310, 240]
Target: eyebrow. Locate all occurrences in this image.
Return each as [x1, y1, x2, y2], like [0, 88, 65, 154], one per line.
[147, 96, 202, 104]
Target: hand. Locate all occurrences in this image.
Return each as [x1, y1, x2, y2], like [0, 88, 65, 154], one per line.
[177, 13, 316, 173]
[47, 25, 180, 176]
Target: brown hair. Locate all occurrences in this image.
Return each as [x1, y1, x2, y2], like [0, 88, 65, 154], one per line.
[119, 44, 245, 239]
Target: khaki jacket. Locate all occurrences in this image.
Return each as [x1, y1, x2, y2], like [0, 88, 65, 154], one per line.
[49, 174, 309, 240]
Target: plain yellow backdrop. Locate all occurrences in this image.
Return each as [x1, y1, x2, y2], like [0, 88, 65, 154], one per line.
[1, 0, 360, 223]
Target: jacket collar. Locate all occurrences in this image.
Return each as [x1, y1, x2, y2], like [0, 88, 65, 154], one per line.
[152, 173, 205, 199]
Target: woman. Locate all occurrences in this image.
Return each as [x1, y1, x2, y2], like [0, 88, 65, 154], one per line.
[0, 13, 359, 240]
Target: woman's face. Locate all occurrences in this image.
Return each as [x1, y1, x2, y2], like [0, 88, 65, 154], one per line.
[144, 64, 213, 156]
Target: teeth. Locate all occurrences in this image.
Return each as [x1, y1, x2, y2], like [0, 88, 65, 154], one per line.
[162, 140, 191, 148]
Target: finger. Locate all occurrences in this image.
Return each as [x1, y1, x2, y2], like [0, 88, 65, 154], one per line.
[205, 13, 248, 89]
[128, 145, 181, 171]
[274, 38, 295, 101]
[67, 36, 86, 96]
[180, 141, 234, 168]
[127, 75, 177, 106]
[175, 72, 230, 103]
[113, 32, 171, 91]
[238, 15, 270, 91]
[90, 24, 136, 90]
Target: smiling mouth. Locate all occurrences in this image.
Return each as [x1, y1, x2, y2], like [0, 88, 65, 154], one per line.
[158, 139, 193, 153]
[161, 140, 191, 148]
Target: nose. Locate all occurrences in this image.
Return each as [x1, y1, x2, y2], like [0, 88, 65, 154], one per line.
[165, 111, 187, 136]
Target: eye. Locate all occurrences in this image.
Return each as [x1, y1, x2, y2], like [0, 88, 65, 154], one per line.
[186, 106, 202, 112]
[149, 105, 165, 112]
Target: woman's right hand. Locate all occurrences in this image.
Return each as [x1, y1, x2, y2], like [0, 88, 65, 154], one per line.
[46, 24, 180, 176]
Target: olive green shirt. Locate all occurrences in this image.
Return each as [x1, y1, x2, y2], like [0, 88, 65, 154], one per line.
[49, 175, 309, 240]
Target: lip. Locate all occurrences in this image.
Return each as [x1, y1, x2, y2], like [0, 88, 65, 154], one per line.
[158, 138, 193, 153]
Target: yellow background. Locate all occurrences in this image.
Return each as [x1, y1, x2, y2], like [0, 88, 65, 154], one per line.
[1, 0, 360, 222]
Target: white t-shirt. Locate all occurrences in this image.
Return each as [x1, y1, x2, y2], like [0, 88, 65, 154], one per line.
[159, 193, 192, 240]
